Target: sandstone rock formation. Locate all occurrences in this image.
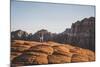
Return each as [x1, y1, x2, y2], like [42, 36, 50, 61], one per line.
[11, 40, 95, 67]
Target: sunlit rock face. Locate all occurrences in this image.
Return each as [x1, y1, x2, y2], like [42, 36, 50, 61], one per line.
[11, 40, 95, 66]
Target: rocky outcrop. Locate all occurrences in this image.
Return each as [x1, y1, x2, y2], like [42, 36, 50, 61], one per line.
[11, 30, 29, 40]
[67, 17, 95, 51]
[11, 40, 95, 66]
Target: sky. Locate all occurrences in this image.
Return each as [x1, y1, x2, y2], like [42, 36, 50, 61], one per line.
[11, 0, 95, 33]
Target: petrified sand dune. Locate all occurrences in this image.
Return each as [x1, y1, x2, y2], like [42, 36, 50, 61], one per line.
[71, 54, 89, 62]
[53, 45, 71, 55]
[11, 40, 95, 66]
[48, 54, 72, 63]
[27, 45, 54, 55]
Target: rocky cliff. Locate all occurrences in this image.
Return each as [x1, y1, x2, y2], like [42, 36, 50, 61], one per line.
[67, 17, 95, 51]
[53, 17, 95, 51]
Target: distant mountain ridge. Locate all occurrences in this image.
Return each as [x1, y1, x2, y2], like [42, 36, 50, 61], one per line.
[11, 17, 95, 51]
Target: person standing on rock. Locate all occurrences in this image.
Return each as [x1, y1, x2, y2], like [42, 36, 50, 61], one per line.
[40, 32, 44, 44]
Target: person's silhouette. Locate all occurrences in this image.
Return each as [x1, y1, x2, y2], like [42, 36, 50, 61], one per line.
[40, 33, 44, 44]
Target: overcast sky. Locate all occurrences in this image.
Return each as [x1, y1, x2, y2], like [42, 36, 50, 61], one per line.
[11, 0, 95, 33]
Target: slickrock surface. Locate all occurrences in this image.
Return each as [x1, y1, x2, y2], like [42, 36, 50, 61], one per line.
[11, 40, 95, 67]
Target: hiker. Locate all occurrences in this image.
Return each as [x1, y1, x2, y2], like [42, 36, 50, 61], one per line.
[40, 33, 44, 43]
